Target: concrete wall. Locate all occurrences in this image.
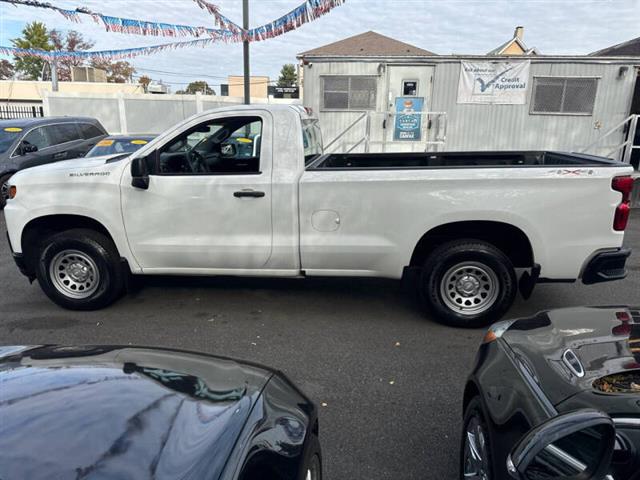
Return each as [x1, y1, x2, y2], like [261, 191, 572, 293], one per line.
[44, 91, 300, 134]
[0, 80, 144, 104]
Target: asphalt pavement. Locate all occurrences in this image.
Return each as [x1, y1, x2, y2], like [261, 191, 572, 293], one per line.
[1, 212, 638, 479]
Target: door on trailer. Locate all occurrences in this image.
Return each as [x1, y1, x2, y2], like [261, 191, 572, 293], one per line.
[383, 65, 434, 152]
[121, 112, 273, 271]
[628, 67, 640, 169]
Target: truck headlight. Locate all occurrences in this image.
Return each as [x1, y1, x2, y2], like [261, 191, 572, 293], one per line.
[8, 185, 16, 199]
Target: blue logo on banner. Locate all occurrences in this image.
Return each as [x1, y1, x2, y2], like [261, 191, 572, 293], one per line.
[394, 97, 424, 141]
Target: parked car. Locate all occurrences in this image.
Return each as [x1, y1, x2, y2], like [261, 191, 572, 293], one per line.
[0, 117, 107, 208]
[0, 344, 321, 480]
[84, 134, 156, 158]
[3, 105, 634, 326]
[461, 306, 640, 479]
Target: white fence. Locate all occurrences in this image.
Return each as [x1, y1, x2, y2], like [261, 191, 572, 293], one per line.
[43, 91, 300, 135]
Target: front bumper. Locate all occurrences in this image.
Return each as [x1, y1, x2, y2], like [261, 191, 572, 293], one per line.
[582, 248, 632, 284]
[6, 232, 32, 280]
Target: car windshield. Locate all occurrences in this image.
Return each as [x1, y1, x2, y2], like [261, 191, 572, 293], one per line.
[85, 137, 152, 157]
[0, 128, 23, 155]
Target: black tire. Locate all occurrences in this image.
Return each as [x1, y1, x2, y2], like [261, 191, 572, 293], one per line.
[420, 239, 517, 328]
[301, 435, 322, 480]
[460, 396, 493, 480]
[35, 228, 125, 310]
[0, 173, 13, 210]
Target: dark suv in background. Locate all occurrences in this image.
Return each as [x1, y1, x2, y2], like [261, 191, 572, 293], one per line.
[0, 116, 107, 208]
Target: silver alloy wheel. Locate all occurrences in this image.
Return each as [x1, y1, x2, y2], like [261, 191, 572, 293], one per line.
[463, 415, 490, 480]
[49, 249, 100, 299]
[440, 261, 499, 316]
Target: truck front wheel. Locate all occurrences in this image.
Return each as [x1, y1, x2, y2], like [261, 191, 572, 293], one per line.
[35, 229, 125, 310]
[420, 239, 517, 328]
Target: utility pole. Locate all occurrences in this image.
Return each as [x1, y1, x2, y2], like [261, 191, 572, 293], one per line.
[242, 0, 250, 104]
[50, 61, 59, 92]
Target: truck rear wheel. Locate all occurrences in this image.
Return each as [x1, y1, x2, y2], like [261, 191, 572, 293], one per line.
[35, 229, 125, 310]
[420, 239, 517, 328]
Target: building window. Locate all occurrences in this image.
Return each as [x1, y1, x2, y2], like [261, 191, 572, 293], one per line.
[531, 77, 598, 115]
[403, 80, 418, 96]
[322, 76, 377, 110]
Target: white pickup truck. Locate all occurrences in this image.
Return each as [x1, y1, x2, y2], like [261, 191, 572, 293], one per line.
[4, 105, 634, 327]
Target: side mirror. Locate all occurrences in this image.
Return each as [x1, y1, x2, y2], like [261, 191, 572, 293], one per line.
[131, 155, 150, 190]
[20, 142, 38, 155]
[507, 409, 615, 480]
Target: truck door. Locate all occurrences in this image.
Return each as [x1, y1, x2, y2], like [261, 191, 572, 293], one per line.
[121, 112, 273, 271]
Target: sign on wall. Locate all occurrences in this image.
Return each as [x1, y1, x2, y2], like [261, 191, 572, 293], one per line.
[394, 97, 424, 141]
[457, 61, 530, 104]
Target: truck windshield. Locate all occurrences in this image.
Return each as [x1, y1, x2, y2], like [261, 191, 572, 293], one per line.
[302, 119, 323, 165]
[0, 129, 22, 155]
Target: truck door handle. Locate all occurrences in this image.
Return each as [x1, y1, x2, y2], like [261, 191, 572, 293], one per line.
[234, 190, 265, 198]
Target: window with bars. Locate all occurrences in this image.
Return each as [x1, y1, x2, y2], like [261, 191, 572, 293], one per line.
[531, 77, 598, 115]
[322, 76, 377, 110]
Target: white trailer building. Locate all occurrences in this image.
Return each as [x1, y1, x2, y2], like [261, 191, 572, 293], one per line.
[298, 31, 640, 166]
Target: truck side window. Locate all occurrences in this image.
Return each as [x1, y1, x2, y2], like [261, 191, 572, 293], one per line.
[302, 119, 323, 165]
[158, 116, 262, 175]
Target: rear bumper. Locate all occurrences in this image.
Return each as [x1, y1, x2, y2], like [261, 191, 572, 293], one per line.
[582, 248, 631, 284]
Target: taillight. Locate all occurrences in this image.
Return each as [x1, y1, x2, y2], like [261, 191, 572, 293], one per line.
[612, 176, 633, 231]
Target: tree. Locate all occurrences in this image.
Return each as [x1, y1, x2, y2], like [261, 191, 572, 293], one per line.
[176, 80, 215, 95]
[90, 59, 136, 83]
[277, 64, 297, 87]
[11, 21, 52, 80]
[49, 29, 94, 81]
[138, 75, 152, 91]
[0, 60, 14, 80]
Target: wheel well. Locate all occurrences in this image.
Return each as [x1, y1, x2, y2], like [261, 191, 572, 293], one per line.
[462, 381, 480, 415]
[21, 215, 117, 275]
[410, 221, 534, 268]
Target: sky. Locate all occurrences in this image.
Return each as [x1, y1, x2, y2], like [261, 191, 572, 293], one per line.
[0, 0, 639, 92]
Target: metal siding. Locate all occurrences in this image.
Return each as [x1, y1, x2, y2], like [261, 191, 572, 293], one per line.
[305, 59, 637, 157]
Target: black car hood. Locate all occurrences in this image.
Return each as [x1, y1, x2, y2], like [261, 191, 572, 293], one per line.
[0, 345, 273, 480]
[501, 306, 640, 406]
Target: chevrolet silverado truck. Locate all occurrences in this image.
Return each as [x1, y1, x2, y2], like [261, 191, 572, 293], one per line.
[3, 105, 634, 327]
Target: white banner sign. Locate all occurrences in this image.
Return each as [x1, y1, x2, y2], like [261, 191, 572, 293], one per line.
[457, 61, 530, 104]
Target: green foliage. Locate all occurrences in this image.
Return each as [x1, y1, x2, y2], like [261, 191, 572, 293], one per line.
[277, 64, 297, 87]
[11, 21, 52, 80]
[0, 60, 14, 80]
[177, 81, 216, 95]
[49, 30, 94, 81]
[138, 75, 152, 91]
[90, 59, 136, 83]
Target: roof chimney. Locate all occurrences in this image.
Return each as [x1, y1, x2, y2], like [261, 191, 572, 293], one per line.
[514, 26, 524, 40]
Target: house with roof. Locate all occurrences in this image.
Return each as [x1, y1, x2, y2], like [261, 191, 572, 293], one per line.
[591, 36, 640, 57]
[487, 26, 539, 56]
[297, 30, 640, 166]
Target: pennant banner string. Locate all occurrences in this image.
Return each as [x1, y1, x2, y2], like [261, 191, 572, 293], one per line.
[0, 38, 220, 62]
[0, 0, 347, 42]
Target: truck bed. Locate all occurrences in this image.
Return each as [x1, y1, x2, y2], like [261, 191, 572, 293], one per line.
[307, 151, 623, 170]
